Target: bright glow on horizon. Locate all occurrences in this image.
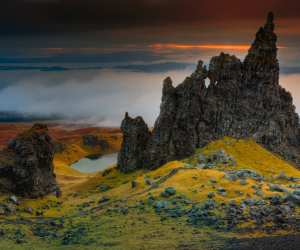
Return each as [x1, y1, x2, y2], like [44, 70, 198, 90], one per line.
[150, 43, 286, 51]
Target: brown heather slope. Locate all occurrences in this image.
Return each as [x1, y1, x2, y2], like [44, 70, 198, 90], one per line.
[0, 123, 122, 188]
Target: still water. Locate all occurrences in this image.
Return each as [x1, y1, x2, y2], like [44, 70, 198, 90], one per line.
[71, 153, 118, 173]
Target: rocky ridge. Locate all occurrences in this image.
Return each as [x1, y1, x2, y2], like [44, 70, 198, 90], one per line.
[0, 124, 59, 198]
[118, 12, 300, 172]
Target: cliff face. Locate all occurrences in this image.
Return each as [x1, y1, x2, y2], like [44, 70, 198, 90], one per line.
[118, 13, 300, 172]
[0, 124, 59, 198]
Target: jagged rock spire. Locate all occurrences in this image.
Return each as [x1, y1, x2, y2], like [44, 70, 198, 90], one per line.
[162, 77, 174, 98]
[243, 12, 279, 84]
[191, 60, 208, 79]
[208, 53, 242, 85]
[264, 11, 275, 32]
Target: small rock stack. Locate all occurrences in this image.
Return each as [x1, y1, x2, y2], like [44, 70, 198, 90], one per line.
[0, 124, 60, 198]
[118, 112, 151, 172]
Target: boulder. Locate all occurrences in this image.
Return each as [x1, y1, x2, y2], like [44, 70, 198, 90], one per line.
[225, 169, 264, 181]
[197, 150, 236, 168]
[286, 192, 300, 205]
[269, 184, 287, 193]
[161, 187, 176, 197]
[9, 195, 19, 205]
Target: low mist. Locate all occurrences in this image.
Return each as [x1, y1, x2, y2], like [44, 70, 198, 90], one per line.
[0, 68, 193, 126]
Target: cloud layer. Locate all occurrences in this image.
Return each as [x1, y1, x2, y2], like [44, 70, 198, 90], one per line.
[0, 68, 192, 126]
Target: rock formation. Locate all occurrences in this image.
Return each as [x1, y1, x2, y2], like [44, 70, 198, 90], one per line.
[118, 12, 300, 172]
[118, 113, 151, 172]
[0, 124, 60, 198]
[82, 134, 109, 150]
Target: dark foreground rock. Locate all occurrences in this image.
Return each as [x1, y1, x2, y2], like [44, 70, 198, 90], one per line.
[0, 124, 59, 198]
[118, 12, 300, 171]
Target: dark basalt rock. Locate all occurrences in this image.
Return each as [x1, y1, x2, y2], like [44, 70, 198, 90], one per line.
[0, 124, 59, 198]
[118, 12, 300, 172]
[82, 135, 109, 150]
[53, 141, 66, 154]
[117, 112, 151, 172]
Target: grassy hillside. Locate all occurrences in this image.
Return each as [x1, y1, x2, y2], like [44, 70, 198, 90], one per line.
[0, 137, 300, 249]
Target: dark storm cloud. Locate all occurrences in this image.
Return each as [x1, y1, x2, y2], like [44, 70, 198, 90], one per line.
[1, 0, 299, 34]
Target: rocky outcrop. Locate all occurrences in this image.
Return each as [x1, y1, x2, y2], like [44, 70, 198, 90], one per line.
[118, 12, 300, 172]
[82, 135, 109, 150]
[0, 124, 59, 198]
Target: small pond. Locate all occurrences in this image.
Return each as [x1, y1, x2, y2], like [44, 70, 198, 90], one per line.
[71, 153, 118, 173]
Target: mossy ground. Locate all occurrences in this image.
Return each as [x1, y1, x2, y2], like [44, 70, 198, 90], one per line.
[1, 137, 300, 249]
